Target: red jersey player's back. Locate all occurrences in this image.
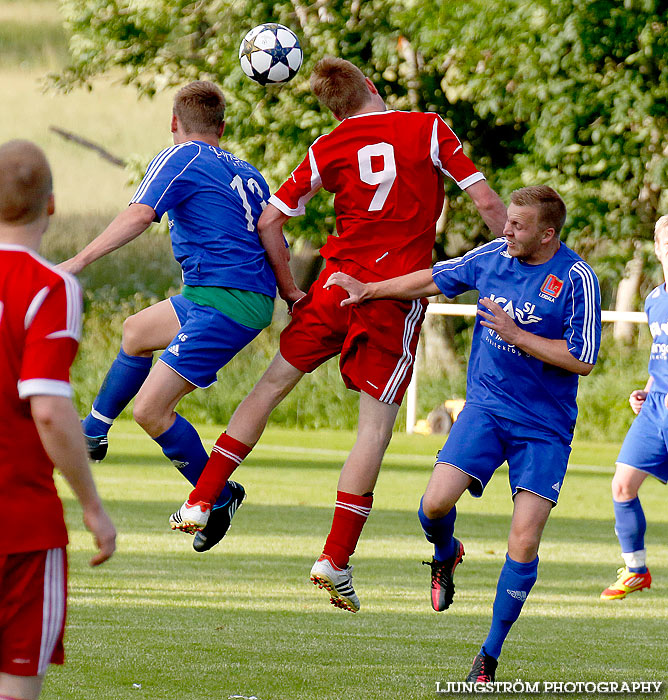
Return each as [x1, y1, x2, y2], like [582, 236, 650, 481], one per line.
[270, 110, 485, 279]
[0, 245, 82, 554]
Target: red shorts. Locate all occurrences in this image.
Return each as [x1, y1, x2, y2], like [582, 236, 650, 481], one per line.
[280, 261, 426, 405]
[0, 548, 67, 676]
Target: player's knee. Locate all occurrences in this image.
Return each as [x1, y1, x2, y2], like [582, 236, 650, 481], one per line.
[253, 375, 292, 407]
[132, 396, 160, 434]
[132, 400, 149, 430]
[509, 530, 540, 561]
[121, 314, 144, 356]
[421, 491, 453, 520]
[611, 477, 638, 502]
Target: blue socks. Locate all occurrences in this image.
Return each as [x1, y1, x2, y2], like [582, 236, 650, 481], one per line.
[154, 414, 231, 507]
[482, 554, 538, 660]
[614, 497, 647, 572]
[82, 348, 152, 437]
[418, 497, 457, 561]
[82, 348, 233, 507]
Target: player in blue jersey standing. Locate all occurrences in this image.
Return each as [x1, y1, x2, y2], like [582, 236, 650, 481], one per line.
[326, 186, 601, 682]
[600, 215, 668, 600]
[60, 81, 295, 552]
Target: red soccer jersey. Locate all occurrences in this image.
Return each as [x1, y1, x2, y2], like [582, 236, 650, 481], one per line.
[0, 245, 82, 554]
[270, 110, 485, 278]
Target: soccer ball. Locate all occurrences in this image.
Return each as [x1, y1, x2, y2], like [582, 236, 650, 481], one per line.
[239, 23, 303, 86]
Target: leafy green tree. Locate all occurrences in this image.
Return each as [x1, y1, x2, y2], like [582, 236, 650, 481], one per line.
[404, 0, 667, 301]
[56, 0, 667, 296]
[54, 0, 504, 257]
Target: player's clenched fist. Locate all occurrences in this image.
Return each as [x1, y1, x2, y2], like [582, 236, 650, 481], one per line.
[628, 390, 648, 414]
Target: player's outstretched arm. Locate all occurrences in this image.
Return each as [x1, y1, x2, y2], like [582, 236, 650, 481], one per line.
[30, 395, 116, 566]
[58, 203, 156, 275]
[478, 297, 594, 375]
[324, 269, 438, 306]
[465, 180, 507, 237]
[258, 203, 305, 307]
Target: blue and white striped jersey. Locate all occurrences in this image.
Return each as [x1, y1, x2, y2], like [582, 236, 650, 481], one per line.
[644, 284, 668, 394]
[432, 238, 601, 439]
[131, 141, 276, 297]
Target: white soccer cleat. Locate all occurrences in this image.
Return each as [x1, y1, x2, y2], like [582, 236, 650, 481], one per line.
[169, 500, 211, 534]
[310, 555, 360, 613]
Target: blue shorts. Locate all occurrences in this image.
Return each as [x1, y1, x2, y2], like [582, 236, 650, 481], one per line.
[159, 295, 261, 388]
[435, 405, 572, 504]
[616, 392, 668, 484]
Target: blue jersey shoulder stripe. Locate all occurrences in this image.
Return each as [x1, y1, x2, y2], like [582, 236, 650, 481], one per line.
[568, 260, 599, 364]
[151, 145, 201, 214]
[433, 239, 506, 277]
[130, 143, 191, 204]
[131, 144, 183, 203]
[574, 260, 599, 364]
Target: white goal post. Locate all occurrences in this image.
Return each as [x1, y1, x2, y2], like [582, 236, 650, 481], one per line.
[404, 304, 648, 433]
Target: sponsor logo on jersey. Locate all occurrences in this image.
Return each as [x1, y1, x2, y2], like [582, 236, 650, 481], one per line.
[649, 321, 668, 339]
[650, 343, 668, 360]
[488, 294, 542, 326]
[167, 344, 179, 356]
[178, 333, 188, 342]
[506, 589, 527, 602]
[539, 274, 564, 302]
[208, 145, 244, 165]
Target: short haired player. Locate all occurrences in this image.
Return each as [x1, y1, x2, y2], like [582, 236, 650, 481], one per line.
[170, 57, 507, 612]
[60, 81, 282, 552]
[327, 186, 601, 680]
[600, 214, 668, 600]
[0, 140, 116, 700]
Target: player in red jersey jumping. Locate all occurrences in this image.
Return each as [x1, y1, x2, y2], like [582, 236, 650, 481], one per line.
[171, 57, 506, 611]
[0, 140, 116, 700]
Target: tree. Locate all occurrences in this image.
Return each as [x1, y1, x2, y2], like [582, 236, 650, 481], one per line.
[406, 0, 667, 306]
[56, 0, 667, 301]
[54, 0, 504, 256]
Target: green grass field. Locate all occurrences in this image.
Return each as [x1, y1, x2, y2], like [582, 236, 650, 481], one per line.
[45, 421, 668, 700]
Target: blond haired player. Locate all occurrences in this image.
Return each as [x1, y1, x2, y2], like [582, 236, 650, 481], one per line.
[171, 57, 506, 612]
[0, 140, 115, 700]
[327, 186, 601, 681]
[601, 214, 668, 600]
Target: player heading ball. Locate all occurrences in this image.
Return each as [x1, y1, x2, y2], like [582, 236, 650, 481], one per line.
[171, 56, 507, 614]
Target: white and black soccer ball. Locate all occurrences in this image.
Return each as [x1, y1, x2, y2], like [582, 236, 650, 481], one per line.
[239, 23, 303, 86]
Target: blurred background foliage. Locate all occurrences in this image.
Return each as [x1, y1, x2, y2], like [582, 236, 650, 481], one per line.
[54, 0, 667, 291]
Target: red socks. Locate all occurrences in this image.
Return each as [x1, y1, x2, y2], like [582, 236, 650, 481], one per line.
[189, 433, 251, 505]
[322, 491, 373, 569]
[190, 444, 373, 571]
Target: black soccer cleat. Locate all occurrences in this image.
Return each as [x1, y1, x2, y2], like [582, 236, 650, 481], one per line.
[192, 481, 246, 553]
[422, 537, 464, 611]
[84, 434, 108, 462]
[466, 649, 498, 683]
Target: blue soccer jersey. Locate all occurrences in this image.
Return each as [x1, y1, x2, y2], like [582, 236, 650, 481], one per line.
[130, 141, 276, 297]
[645, 284, 668, 394]
[432, 238, 601, 440]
